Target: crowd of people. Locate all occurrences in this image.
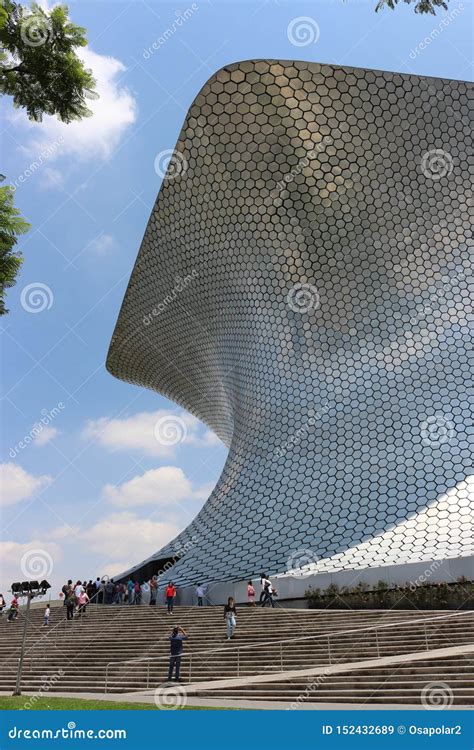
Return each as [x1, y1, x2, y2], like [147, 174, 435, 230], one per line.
[2, 573, 278, 651]
[1, 574, 280, 686]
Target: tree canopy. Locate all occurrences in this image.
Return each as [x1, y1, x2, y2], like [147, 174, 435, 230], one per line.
[0, 1, 97, 314]
[0, 1, 96, 122]
[376, 0, 449, 13]
[0, 178, 30, 315]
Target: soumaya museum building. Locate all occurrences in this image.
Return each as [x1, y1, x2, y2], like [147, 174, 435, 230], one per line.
[107, 59, 473, 603]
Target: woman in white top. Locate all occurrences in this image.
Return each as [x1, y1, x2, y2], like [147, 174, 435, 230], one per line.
[261, 576, 275, 608]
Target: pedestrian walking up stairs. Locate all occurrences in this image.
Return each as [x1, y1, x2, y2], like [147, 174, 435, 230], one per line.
[0, 604, 473, 704]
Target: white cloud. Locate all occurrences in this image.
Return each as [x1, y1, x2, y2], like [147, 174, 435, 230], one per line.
[85, 512, 180, 562]
[48, 524, 80, 540]
[88, 233, 115, 254]
[13, 47, 137, 161]
[34, 425, 60, 447]
[103, 466, 197, 508]
[82, 409, 218, 457]
[0, 539, 62, 594]
[0, 463, 52, 507]
[40, 167, 64, 189]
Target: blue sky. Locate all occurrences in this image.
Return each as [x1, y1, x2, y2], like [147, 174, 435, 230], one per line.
[1, 0, 472, 598]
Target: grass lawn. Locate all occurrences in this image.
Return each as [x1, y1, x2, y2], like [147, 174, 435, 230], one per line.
[0, 696, 223, 710]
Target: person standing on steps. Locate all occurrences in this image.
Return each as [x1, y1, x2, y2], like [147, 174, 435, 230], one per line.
[127, 578, 134, 605]
[247, 581, 256, 607]
[74, 580, 84, 602]
[105, 579, 115, 605]
[166, 581, 176, 614]
[149, 576, 158, 606]
[61, 580, 72, 606]
[133, 580, 141, 606]
[43, 604, 50, 626]
[261, 576, 275, 608]
[167, 626, 188, 682]
[66, 590, 75, 621]
[77, 588, 89, 617]
[86, 580, 94, 602]
[259, 573, 267, 605]
[94, 577, 102, 603]
[7, 595, 19, 622]
[224, 596, 237, 640]
[195, 583, 205, 607]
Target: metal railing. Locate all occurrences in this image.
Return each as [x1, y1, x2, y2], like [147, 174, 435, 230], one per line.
[104, 610, 473, 693]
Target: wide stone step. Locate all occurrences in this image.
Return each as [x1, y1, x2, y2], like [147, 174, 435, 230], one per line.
[3, 606, 472, 705]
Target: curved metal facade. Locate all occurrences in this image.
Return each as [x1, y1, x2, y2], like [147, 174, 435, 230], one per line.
[107, 60, 473, 585]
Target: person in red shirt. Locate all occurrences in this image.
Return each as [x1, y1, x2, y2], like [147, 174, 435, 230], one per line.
[166, 582, 176, 614]
[7, 596, 19, 622]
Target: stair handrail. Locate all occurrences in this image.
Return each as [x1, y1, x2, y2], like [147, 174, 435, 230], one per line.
[104, 609, 473, 692]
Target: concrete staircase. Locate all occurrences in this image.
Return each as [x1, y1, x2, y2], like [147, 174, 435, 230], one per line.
[1, 604, 473, 704]
[188, 654, 474, 705]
